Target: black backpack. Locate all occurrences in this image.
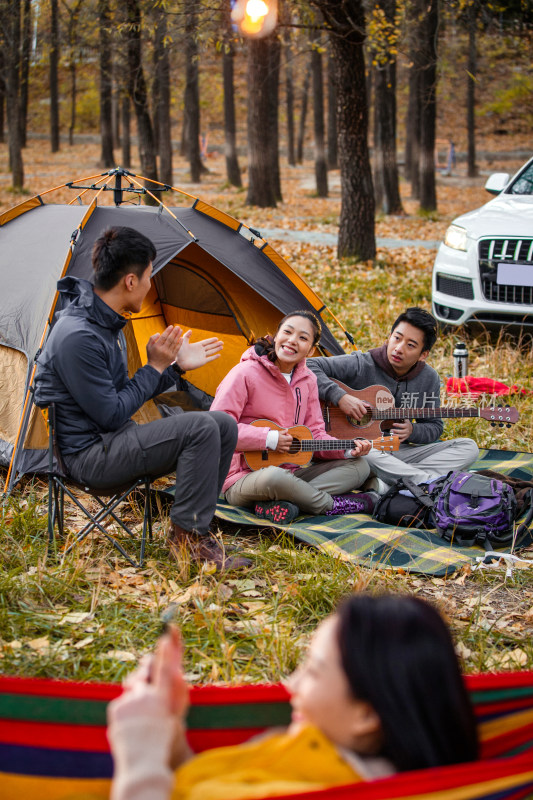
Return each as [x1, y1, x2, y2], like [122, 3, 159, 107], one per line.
[372, 472, 533, 551]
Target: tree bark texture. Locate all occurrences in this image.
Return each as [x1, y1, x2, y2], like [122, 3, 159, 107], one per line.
[311, 0, 376, 261]
[121, 91, 131, 168]
[19, 0, 30, 147]
[50, 0, 60, 152]
[1, 2, 22, 172]
[296, 61, 311, 164]
[373, 0, 402, 214]
[0, 50, 5, 143]
[246, 36, 278, 207]
[466, 0, 477, 178]
[267, 34, 282, 202]
[284, 32, 295, 166]
[184, 0, 204, 183]
[126, 0, 158, 198]
[99, 0, 114, 166]
[327, 52, 337, 169]
[311, 44, 328, 197]
[418, 0, 438, 212]
[151, 45, 160, 153]
[155, 9, 173, 186]
[404, 0, 422, 196]
[222, 0, 241, 186]
[69, 55, 76, 146]
[0, 0, 24, 187]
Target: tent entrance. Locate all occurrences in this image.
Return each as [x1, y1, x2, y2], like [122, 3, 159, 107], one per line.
[129, 247, 286, 398]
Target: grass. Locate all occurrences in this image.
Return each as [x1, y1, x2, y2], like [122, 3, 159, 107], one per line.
[1, 146, 533, 686]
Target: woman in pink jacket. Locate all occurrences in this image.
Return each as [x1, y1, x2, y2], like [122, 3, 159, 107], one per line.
[210, 311, 375, 524]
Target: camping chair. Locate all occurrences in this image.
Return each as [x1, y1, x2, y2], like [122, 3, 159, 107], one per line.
[1, 671, 533, 800]
[42, 403, 154, 568]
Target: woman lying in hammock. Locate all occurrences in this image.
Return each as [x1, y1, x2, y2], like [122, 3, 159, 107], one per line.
[108, 594, 478, 800]
[209, 310, 376, 525]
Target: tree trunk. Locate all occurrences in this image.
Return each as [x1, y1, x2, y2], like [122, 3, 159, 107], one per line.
[404, 0, 422, 197]
[99, 0, 114, 166]
[50, 0, 60, 152]
[155, 9, 173, 186]
[466, 0, 477, 178]
[312, 0, 375, 261]
[0, 50, 5, 143]
[311, 43, 328, 197]
[1, 0, 24, 187]
[418, 0, 438, 212]
[126, 0, 158, 199]
[283, 24, 295, 166]
[296, 61, 311, 164]
[184, 0, 205, 182]
[68, 56, 76, 146]
[327, 52, 337, 169]
[247, 36, 278, 207]
[121, 90, 131, 168]
[222, 0, 241, 186]
[151, 43, 160, 153]
[267, 33, 282, 202]
[373, 0, 402, 214]
[112, 77, 120, 150]
[19, 0, 30, 147]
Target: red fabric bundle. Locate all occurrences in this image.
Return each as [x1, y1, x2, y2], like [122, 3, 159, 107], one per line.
[446, 376, 532, 397]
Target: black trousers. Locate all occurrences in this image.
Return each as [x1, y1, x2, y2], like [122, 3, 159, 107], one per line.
[64, 410, 237, 536]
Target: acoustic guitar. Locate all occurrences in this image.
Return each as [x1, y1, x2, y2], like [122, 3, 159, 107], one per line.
[321, 380, 520, 440]
[243, 419, 400, 471]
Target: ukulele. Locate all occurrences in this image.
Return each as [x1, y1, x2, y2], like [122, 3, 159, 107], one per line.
[321, 381, 520, 440]
[243, 419, 400, 471]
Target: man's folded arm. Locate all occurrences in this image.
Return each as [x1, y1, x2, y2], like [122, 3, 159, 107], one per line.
[55, 331, 165, 430]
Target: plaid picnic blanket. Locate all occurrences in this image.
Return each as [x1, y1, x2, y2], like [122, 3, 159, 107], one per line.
[214, 449, 533, 577]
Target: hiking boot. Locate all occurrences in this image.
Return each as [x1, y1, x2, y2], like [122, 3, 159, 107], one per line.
[167, 523, 251, 571]
[254, 501, 300, 525]
[325, 491, 378, 516]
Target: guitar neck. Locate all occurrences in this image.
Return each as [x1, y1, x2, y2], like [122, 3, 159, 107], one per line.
[370, 407, 480, 420]
[300, 439, 380, 452]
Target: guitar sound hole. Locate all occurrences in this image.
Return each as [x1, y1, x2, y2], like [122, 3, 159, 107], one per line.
[347, 412, 372, 428]
[289, 438, 302, 453]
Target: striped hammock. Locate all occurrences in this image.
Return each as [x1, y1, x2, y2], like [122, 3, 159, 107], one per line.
[1, 671, 533, 800]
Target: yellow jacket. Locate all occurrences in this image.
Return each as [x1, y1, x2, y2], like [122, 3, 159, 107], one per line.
[171, 724, 361, 800]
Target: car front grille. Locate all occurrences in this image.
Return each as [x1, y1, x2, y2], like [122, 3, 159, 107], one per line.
[436, 274, 474, 299]
[478, 238, 533, 305]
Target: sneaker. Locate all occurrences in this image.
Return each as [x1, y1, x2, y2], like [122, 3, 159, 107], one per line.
[325, 491, 378, 516]
[254, 501, 300, 525]
[363, 476, 390, 496]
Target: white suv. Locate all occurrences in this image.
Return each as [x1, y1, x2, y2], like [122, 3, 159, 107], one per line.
[432, 157, 533, 330]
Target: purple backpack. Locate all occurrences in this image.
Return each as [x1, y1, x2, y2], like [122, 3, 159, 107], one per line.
[428, 471, 518, 548]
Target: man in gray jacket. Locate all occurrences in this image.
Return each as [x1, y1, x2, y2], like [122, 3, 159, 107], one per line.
[308, 307, 479, 491]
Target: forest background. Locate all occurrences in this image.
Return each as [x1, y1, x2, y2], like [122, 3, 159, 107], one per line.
[0, 0, 533, 684]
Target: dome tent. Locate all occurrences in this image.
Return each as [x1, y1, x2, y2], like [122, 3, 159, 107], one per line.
[0, 168, 346, 493]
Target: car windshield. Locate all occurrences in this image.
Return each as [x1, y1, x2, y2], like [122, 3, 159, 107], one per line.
[509, 162, 533, 195]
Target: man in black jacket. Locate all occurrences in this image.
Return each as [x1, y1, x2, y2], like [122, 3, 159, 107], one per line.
[34, 226, 247, 570]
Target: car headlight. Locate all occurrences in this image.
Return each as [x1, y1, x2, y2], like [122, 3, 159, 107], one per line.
[443, 224, 467, 251]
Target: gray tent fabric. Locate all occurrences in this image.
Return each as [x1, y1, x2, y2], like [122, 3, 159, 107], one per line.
[0, 204, 88, 358]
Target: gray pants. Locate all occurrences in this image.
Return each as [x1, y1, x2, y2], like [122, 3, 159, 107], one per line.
[364, 437, 479, 487]
[64, 410, 237, 536]
[225, 457, 371, 516]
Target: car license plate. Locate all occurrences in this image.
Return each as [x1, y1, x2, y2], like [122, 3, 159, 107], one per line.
[497, 262, 533, 287]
